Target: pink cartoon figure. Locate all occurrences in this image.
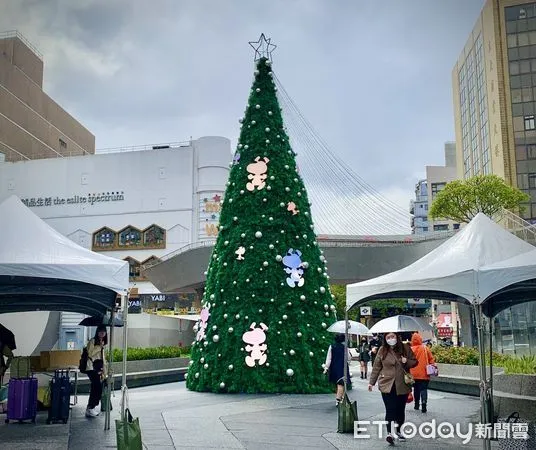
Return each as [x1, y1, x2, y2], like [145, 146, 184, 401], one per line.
[287, 201, 299, 215]
[196, 306, 211, 341]
[246, 157, 270, 191]
[242, 322, 268, 367]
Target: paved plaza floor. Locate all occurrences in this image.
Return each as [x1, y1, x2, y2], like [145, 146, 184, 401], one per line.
[1, 365, 501, 449]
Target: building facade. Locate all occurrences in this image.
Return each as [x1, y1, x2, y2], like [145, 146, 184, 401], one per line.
[410, 179, 428, 233]
[453, 0, 536, 355]
[0, 136, 231, 354]
[0, 31, 95, 162]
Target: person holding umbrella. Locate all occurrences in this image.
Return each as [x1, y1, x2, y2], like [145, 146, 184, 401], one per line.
[85, 325, 108, 418]
[368, 331, 418, 445]
[323, 333, 352, 406]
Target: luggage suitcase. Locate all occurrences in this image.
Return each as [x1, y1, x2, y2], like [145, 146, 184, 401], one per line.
[10, 356, 32, 379]
[47, 370, 71, 424]
[5, 378, 38, 423]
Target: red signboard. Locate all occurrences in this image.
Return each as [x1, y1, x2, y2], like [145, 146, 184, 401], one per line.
[437, 327, 453, 337]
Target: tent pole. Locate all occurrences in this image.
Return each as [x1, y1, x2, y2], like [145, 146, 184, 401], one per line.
[488, 315, 495, 425]
[343, 308, 349, 396]
[474, 303, 491, 450]
[104, 308, 115, 431]
[121, 293, 129, 418]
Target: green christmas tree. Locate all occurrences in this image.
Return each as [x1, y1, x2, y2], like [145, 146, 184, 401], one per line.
[186, 36, 337, 394]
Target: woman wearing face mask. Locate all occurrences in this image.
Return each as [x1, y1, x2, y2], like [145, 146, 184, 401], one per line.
[368, 332, 418, 445]
[358, 336, 370, 379]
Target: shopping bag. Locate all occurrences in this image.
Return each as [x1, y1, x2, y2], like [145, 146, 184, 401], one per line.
[116, 408, 142, 450]
[101, 381, 113, 412]
[406, 391, 414, 404]
[337, 392, 358, 433]
[425, 348, 438, 376]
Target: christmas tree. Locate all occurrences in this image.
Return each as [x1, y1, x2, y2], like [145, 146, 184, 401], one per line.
[186, 35, 337, 394]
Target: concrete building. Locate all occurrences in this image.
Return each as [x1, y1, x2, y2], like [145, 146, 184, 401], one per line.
[0, 30, 95, 162]
[0, 136, 231, 355]
[410, 179, 428, 233]
[453, 0, 536, 355]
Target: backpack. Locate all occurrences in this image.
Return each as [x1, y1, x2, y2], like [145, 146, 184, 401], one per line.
[79, 347, 89, 374]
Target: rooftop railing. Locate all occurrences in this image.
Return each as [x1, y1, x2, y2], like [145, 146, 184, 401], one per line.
[0, 30, 43, 60]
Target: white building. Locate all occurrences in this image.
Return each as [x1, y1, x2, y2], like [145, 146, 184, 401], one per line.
[0, 136, 231, 354]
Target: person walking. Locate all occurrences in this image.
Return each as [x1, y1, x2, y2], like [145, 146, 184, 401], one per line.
[410, 332, 436, 413]
[85, 325, 108, 418]
[369, 334, 381, 366]
[358, 336, 370, 379]
[368, 332, 418, 445]
[323, 333, 352, 406]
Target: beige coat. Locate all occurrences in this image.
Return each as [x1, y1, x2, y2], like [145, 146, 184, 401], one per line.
[369, 345, 418, 395]
[86, 338, 108, 374]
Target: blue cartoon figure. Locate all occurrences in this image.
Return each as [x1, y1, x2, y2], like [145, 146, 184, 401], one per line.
[283, 249, 305, 288]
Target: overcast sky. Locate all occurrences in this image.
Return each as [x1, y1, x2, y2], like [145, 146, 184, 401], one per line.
[2, 0, 485, 218]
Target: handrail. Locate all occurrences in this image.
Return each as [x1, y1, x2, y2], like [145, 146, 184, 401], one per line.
[96, 140, 192, 154]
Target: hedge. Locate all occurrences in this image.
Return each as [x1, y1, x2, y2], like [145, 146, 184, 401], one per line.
[110, 346, 191, 362]
[431, 346, 536, 374]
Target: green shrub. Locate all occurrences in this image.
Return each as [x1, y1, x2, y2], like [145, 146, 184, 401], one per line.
[110, 346, 191, 362]
[502, 355, 536, 375]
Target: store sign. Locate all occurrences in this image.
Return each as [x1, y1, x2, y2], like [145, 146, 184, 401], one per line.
[437, 327, 453, 337]
[21, 191, 125, 208]
[360, 307, 372, 316]
[128, 299, 142, 314]
[139, 293, 179, 310]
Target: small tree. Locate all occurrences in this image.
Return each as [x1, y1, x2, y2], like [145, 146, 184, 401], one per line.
[429, 174, 530, 224]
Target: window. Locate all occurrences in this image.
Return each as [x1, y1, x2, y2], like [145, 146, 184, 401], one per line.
[143, 225, 166, 246]
[453, 224, 460, 230]
[521, 60, 532, 73]
[431, 183, 446, 198]
[124, 257, 141, 280]
[93, 227, 116, 249]
[422, 227, 428, 232]
[525, 115, 536, 130]
[118, 226, 142, 246]
[59, 138, 67, 149]
[433, 224, 449, 231]
[508, 34, 518, 48]
[528, 144, 536, 159]
[519, 33, 530, 47]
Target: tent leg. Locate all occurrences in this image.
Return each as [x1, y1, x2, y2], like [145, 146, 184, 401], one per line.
[474, 304, 491, 450]
[104, 308, 115, 431]
[121, 293, 129, 419]
[488, 316, 495, 426]
[343, 308, 349, 396]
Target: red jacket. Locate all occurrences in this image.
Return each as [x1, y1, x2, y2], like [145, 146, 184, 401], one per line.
[410, 333, 435, 380]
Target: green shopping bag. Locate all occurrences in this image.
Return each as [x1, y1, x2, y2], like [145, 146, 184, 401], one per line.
[101, 382, 113, 412]
[115, 387, 142, 450]
[337, 393, 358, 433]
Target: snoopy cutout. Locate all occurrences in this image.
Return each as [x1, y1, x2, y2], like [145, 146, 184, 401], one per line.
[195, 305, 210, 342]
[282, 249, 305, 288]
[287, 201, 299, 215]
[246, 157, 270, 191]
[243, 322, 268, 367]
[235, 246, 246, 260]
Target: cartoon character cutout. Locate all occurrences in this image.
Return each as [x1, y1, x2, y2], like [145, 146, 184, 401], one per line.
[235, 246, 246, 260]
[243, 322, 268, 367]
[246, 157, 270, 191]
[196, 305, 211, 342]
[283, 249, 305, 288]
[287, 201, 299, 215]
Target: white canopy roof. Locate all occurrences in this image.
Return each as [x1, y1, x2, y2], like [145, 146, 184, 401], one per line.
[0, 195, 128, 294]
[346, 213, 535, 310]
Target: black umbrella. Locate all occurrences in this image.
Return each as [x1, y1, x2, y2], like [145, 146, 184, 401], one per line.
[79, 315, 124, 327]
[0, 323, 16, 350]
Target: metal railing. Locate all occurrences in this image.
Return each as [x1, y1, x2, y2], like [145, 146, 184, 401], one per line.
[0, 30, 43, 60]
[497, 209, 536, 243]
[96, 140, 192, 154]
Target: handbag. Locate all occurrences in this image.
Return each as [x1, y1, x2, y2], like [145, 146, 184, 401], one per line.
[116, 387, 143, 450]
[425, 347, 438, 377]
[337, 392, 358, 433]
[79, 347, 89, 374]
[101, 380, 113, 412]
[395, 351, 415, 386]
[406, 390, 414, 404]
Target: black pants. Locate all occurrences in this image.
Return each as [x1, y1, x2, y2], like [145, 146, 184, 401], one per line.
[413, 380, 429, 407]
[87, 371, 102, 409]
[381, 384, 409, 434]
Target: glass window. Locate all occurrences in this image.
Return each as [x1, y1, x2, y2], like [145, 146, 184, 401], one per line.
[531, 59, 536, 71]
[433, 224, 449, 231]
[523, 87, 533, 102]
[528, 144, 536, 158]
[530, 31, 536, 45]
[519, 32, 530, 46]
[518, 173, 529, 189]
[529, 174, 536, 188]
[525, 115, 536, 130]
[519, 160, 530, 173]
[509, 48, 520, 61]
[517, 145, 528, 160]
[520, 46, 531, 59]
[512, 88, 523, 102]
[513, 103, 524, 116]
[524, 102, 535, 115]
[508, 34, 518, 48]
[119, 227, 141, 246]
[511, 76, 522, 89]
[508, 21, 517, 33]
[515, 116, 525, 131]
[530, 45, 536, 58]
[521, 74, 533, 86]
[511, 61, 521, 75]
[521, 59, 532, 73]
[529, 17, 536, 31]
[519, 19, 529, 32]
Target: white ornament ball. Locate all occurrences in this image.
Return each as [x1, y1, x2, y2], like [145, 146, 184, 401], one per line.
[256, 88, 261, 92]
[302, 262, 309, 269]
[212, 325, 218, 331]
[241, 233, 246, 238]
[263, 261, 269, 267]
[251, 120, 256, 125]
[267, 186, 272, 191]
[285, 165, 289, 169]
[297, 332, 302, 337]
[235, 314, 240, 319]
[285, 187, 290, 192]
[244, 144, 249, 149]
[271, 298, 275, 302]
[184, 373, 188, 379]
[265, 139, 270, 144]
[324, 304, 329, 310]
[322, 322, 327, 328]
[223, 313, 228, 319]
[228, 327, 234, 333]
[325, 312, 330, 317]
[280, 202, 285, 207]
[246, 278, 250, 283]
[255, 104, 261, 109]
[254, 70, 259, 76]
[233, 216, 238, 221]
[195, 372, 199, 379]
[269, 244, 274, 249]
[276, 255, 282, 262]
[265, 127, 270, 132]
[228, 364, 234, 370]
[240, 190, 245, 194]
[320, 287, 326, 294]
[224, 240, 229, 246]
[213, 335, 220, 343]
[290, 349, 295, 356]
[203, 271, 207, 276]
[288, 302, 292, 306]
[210, 294, 215, 300]
[189, 360, 194, 366]
[255, 231, 262, 238]
[239, 118, 244, 123]
[266, 363, 270, 367]
[286, 369, 294, 377]
[330, 305, 336, 311]
[309, 352, 314, 357]
[204, 363, 209, 369]
[220, 382, 226, 389]
[300, 295, 306, 301]
[283, 314, 288, 320]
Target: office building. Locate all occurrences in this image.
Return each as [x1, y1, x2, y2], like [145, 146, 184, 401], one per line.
[0, 30, 95, 162]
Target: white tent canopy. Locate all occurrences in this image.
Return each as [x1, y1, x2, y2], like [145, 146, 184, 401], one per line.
[0, 195, 128, 315]
[346, 213, 535, 311]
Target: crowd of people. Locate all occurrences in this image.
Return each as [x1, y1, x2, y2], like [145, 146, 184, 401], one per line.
[324, 331, 436, 446]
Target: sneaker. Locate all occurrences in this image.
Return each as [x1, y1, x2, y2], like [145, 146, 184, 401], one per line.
[414, 404, 420, 410]
[422, 403, 427, 413]
[397, 433, 407, 441]
[85, 408, 99, 418]
[336, 398, 342, 406]
[386, 434, 395, 445]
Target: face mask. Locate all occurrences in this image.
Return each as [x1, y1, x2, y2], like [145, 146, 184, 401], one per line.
[386, 338, 397, 347]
